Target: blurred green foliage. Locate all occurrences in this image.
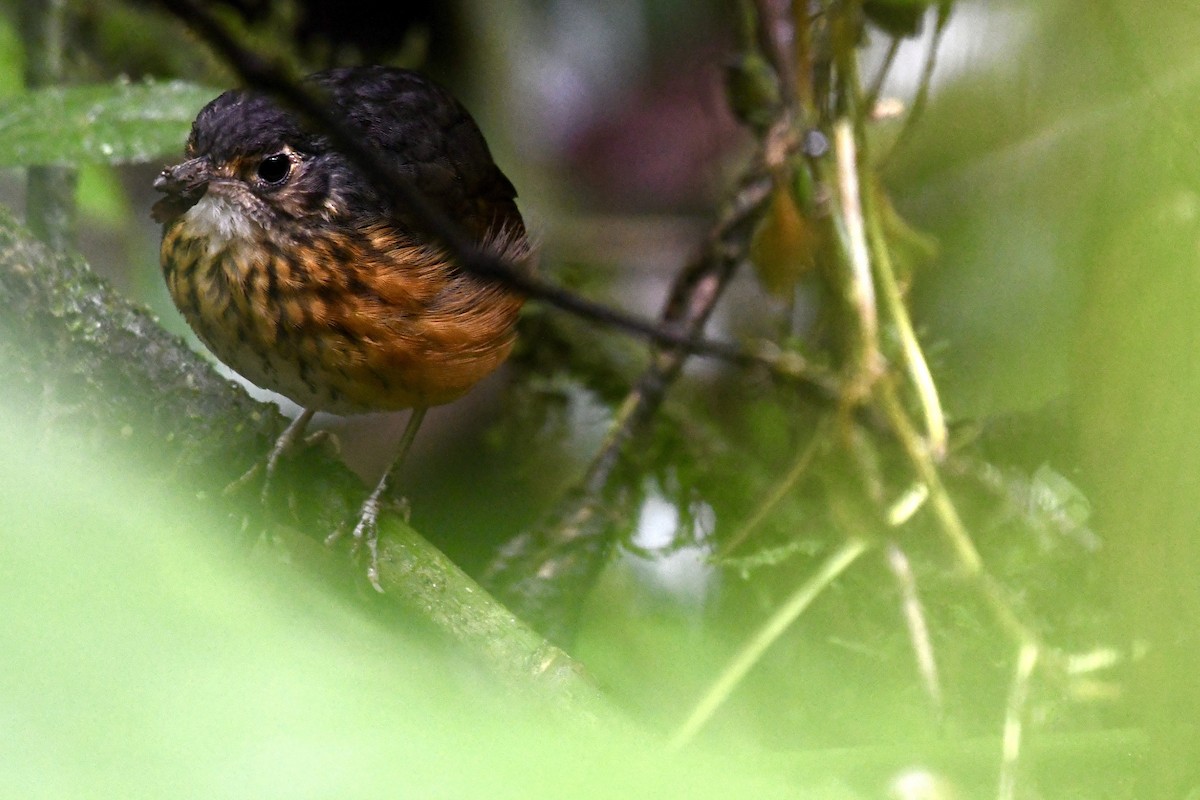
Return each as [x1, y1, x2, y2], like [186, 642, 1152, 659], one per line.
[0, 79, 216, 167]
[0, 409, 810, 800]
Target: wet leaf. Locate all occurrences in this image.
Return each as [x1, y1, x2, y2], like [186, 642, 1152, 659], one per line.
[0, 78, 216, 167]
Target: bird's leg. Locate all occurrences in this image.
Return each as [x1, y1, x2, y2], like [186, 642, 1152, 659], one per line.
[225, 407, 316, 503]
[328, 406, 427, 592]
[260, 407, 318, 503]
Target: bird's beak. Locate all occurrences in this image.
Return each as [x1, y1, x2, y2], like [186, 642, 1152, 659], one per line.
[151, 156, 211, 224]
[153, 156, 211, 195]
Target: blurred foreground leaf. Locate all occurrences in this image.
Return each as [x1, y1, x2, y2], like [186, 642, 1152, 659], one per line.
[0, 78, 216, 167]
[0, 406, 806, 800]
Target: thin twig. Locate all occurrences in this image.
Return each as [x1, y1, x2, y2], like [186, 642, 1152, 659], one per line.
[148, 0, 832, 389]
[716, 415, 830, 558]
[883, 540, 943, 720]
[669, 536, 871, 749]
[864, 35, 901, 112]
[881, 3, 952, 163]
[999, 642, 1040, 800]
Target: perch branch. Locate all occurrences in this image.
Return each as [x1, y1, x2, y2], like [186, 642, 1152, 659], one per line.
[0, 209, 611, 718]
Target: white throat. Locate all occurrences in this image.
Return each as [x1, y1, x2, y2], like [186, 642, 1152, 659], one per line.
[184, 193, 254, 252]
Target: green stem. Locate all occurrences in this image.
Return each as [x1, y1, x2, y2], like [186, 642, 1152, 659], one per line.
[999, 642, 1040, 800]
[670, 537, 871, 749]
[864, 188, 948, 456]
[836, 8, 946, 456]
[878, 381, 1040, 651]
[20, 0, 76, 252]
[831, 118, 883, 396]
[716, 415, 829, 558]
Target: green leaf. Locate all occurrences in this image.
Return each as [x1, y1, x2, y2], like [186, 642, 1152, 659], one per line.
[0, 78, 217, 167]
[77, 162, 131, 226]
[0, 14, 23, 100]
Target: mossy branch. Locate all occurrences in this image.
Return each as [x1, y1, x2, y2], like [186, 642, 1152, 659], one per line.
[0, 208, 612, 719]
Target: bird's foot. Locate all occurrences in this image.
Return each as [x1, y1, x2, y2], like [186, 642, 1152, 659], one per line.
[352, 493, 385, 593]
[324, 407, 427, 592]
[326, 482, 396, 593]
[224, 409, 319, 506]
[325, 474, 419, 593]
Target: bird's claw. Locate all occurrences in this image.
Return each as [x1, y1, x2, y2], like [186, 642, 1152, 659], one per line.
[325, 494, 385, 593]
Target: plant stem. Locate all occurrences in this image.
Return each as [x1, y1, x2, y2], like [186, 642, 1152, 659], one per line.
[670, 536, 871, 749]
[831, 119, 883, 396]
[999, 642, 1040, 800]
[716, 415, 830, 558]
[20, 0, 76, 252]
[877, 379, 1039, 650]
[863, 183, 948, 456]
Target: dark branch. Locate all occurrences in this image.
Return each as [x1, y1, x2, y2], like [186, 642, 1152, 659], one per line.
[482, 161, 779, 643]
[147, 0, 822, 375]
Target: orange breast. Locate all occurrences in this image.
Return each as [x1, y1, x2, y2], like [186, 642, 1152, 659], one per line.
[161, 214, 527, 414]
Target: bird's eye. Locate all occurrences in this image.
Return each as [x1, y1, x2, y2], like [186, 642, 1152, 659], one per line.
[256, 153, 292, 185]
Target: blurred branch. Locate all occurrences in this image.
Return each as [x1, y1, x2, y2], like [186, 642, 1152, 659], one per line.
[483, 168, 777, 643]
[20, 0, 77, 251]
[670, 536, 872, 749]
[0, 209, 611, 719]
[880, 3, 952, 164]
[883, 540, 943, 720]
[999, 643, 1040, 800]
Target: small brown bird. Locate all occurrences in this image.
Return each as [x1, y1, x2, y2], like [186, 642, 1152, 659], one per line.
[152, 66, 529, 589]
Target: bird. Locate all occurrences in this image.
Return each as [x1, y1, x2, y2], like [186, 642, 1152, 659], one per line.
[151, 66, 529, 589]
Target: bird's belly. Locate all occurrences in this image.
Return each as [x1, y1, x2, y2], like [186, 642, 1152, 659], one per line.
[160, 224, 520, 414]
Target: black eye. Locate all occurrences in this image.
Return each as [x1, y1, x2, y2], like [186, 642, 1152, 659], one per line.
[256, 153, 292, 185]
